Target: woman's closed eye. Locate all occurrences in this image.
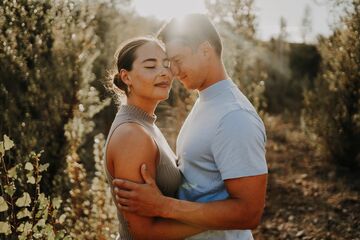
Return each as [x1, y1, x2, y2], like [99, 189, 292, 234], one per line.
[144, 65, 156, 69]
[142, 58, 157, 69]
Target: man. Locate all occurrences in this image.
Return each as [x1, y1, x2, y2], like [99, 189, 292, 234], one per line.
[113, 14, 268, 240]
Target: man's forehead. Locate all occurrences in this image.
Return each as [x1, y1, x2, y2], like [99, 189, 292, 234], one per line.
[165, 40, 191, 58]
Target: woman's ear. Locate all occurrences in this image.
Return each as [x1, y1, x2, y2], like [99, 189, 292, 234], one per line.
[119, 69, 131, 85]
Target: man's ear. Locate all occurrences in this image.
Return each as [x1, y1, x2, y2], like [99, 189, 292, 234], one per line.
[199, 41, 212, 58]
[119, 69, 131, 85]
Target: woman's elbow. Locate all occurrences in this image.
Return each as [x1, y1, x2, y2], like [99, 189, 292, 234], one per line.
[132, 232, 153, 240]
[131, 225, 167, 240]
[129, 223, 155, 240]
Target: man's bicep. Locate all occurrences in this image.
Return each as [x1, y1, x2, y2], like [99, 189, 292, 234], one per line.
[211, 110, 267, 179]
[224, 174, 267, 205]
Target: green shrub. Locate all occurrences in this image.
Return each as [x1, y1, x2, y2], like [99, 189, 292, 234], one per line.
[302, 0, 360, 168]
[0, 135, 70, 240]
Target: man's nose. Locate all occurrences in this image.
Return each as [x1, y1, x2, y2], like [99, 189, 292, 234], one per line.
[170, 63, 180, 76]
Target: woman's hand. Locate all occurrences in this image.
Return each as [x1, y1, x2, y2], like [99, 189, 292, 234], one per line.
[113, 164, 167, 217]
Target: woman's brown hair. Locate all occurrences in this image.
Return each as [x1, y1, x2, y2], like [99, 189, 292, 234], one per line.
[105, 36, 163, 103]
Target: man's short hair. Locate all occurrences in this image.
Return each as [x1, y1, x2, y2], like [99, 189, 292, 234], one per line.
[157, 14, 223, 56]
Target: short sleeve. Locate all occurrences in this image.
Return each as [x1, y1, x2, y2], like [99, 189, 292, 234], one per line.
[211, 110, 268, 180]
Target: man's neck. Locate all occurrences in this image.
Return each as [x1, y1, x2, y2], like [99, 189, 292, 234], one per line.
[197, 61, 229, 91]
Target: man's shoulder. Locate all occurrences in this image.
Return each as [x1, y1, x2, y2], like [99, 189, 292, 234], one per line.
[214, 107, 266, 143]
[218, 109, 265, 134]
[215, 102, 262, 128]
[210, 85, 257, 112]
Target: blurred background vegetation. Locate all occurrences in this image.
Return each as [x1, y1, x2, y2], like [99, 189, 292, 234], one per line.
[0, 0, 359, 239]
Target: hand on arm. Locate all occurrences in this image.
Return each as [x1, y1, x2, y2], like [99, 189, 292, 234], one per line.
[162, 174, 268, 229]
[113, 110, 268, 230]
[114, 163, 168, 217]
[114, 169, 267, 230]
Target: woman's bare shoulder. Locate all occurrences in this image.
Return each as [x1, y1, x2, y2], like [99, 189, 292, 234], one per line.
[107, 122, 158, 180]
[108, 122, 156, 153]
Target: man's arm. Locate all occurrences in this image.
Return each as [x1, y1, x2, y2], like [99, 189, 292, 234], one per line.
[163, 174, 267, 229]
[114, 109, 268, 230]
[114, 166, 267, 230]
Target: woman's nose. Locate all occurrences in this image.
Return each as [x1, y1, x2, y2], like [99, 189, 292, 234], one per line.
[159, 65, 172, 78]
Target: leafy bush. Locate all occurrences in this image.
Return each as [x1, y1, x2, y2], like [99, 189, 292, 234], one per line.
[0, 135, 70, 239]
[302, 0, 360, 168]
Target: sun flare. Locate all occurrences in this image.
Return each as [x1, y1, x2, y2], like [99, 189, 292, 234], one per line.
[133, 0, 207, 20]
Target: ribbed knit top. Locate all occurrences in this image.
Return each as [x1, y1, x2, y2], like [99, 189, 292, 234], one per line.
[104, 104, 182, 240]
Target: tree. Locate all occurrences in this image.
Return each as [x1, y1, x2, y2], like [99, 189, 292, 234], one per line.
[303, 0, 360, 168]
[0, 0, 72, 192]
[279, 17, 288, 43]
[301, 4, 313, 43]
[0, 0, 118, 238]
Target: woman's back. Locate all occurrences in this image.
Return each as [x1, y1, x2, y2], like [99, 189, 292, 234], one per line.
[104, 104, 181, 239]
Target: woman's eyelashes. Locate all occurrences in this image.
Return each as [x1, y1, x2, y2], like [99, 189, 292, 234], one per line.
[144, 59, 170, 69]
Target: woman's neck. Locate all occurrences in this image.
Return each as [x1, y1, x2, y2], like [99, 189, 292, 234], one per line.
[126, 97, 158, 116]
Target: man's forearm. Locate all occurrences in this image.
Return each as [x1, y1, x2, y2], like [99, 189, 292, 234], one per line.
[161, 197, 262, 230]
[147, 218, 204, 240]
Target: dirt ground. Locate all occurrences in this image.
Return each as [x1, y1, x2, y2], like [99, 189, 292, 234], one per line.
[253, 116, 360, 240]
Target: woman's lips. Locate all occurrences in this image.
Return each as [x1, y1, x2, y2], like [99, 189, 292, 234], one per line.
[154, 82, 170, 88]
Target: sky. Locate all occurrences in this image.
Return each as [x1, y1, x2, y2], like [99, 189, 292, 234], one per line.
[133, 0, 339, 43]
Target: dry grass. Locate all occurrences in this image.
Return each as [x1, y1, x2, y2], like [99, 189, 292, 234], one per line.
[254, 115, 360, 240]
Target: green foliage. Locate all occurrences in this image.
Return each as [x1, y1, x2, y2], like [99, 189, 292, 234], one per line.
[303, 0, 360, 168]
[264, 41, 321, 116]
[62, 131, 117, 239]
[88, 133, 117, 239]
[0, 0, 122, 238]
[0, 0, 77, 191]
[0, 135, 70, 239]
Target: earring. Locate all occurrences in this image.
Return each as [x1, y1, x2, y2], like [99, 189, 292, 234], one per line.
[127, 85, 131, 94]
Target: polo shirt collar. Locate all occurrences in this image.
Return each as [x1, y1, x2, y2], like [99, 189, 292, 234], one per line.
[199, 79, 234, 101]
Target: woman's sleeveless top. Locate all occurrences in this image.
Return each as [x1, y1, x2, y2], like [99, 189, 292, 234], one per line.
[103, 104, 182, 239]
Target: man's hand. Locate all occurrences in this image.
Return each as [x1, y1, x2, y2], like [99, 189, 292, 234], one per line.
[112, 164, 167, 217]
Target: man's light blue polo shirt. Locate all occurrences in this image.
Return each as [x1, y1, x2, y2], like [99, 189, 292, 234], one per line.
[177, 79, 268, 240]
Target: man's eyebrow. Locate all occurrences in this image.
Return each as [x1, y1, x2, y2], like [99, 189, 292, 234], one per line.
[141, 58, 157, 63]
[169, 55, 182, 61]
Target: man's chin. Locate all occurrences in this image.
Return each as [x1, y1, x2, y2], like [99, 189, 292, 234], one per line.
[179, 80, 195, 90]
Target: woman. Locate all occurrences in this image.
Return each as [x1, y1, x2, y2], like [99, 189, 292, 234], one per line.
[104, 37, 204, 239]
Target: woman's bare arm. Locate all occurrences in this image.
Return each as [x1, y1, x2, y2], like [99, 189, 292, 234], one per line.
[107, 123, 204, 239]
